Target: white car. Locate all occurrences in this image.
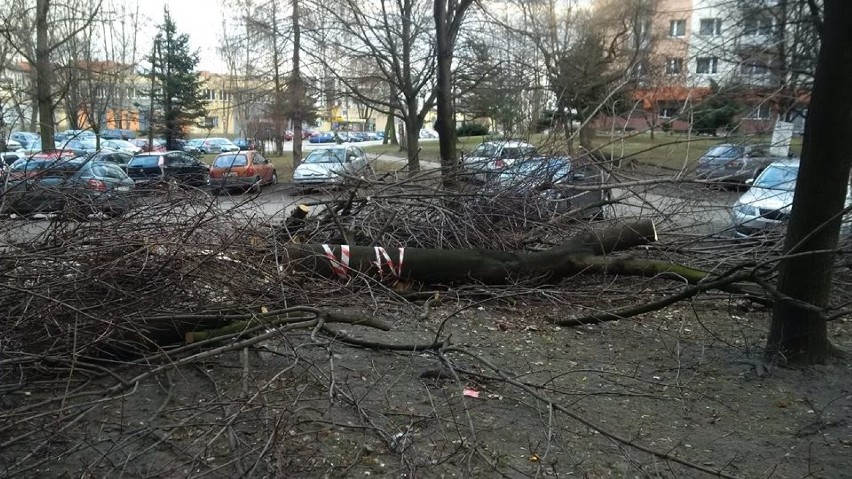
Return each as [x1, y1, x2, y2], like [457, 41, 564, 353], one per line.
[731, 159, 852, 237]
[293, 146, 369, 187]
[101, 139, 142, 155]
[461, 140, 538, 182]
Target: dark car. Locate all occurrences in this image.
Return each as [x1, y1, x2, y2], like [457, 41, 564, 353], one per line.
[1, 154, 134, 217]
[126, 151, 209, 187]
[494, 156, 610, 219]
[694, 143, 785, 184]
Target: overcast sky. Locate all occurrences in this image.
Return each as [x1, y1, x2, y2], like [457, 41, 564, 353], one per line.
[138, 0, 230, 73]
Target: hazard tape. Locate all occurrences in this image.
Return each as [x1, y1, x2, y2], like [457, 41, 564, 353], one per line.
[374, 246, 405, 279]
[322, 244, 350, 279]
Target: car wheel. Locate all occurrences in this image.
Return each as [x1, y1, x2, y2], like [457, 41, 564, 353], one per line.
[271, 171, 278, 185]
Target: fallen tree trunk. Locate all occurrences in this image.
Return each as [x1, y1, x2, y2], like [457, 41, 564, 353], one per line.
[283, 219, 659, 284]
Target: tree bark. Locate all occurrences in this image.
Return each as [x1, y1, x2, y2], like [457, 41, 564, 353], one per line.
[283, 220, 658, 284]
[767, 0, 852, 364]
[35, 0, 55, 148]
[291, 0, 304, 169]
[433, 0, 473, 188]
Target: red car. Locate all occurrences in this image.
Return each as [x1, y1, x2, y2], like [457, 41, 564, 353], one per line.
[208, 150, 278, 194]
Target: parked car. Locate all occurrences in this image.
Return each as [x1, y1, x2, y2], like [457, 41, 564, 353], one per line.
[308, 132, 336, 144]
[1, 153, 134, 218]
[694, 143, 785, 184]
[101, 139, 142, 155]
[182, 138, 204, 155]
[101, 129, 137, 140]
[10, 132, 40, 150]
[131, 138, 167, 152]
[196, 137, 239, 154]
[419, 128, 439, 139]
[494, 156, 610, 219]
[347, 132, 368, 142]
[233, 138, 263, 151]
[209, 151, 277, 194]
[16, 139, 49, 156]
[57, 138, 98, 156]
[730, 159, 852, 237]
[88, 150, 134, 170]
[461, 140, 538, 182]
[2, 138, 22, 152]
[293, 146, 369, 187]
[126, 151, 209, 187]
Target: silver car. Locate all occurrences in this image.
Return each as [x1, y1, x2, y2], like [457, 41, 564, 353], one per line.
[731, 159, 852, 237]
[293, 146, 369, 187]
[461, 140, 538, 182]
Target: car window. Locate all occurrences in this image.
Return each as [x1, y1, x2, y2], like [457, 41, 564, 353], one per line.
[305, 149, 346, 164]
[87, 163, 127, 180]
[471, 143, 498, 157]
[754, 164, 798, 190]
[705, 146, 741, 158]
[354, 147, 365, 158]
[128, 155, 161, 168]
[213, 154, 248, 168]
[166, 154, 189, 166]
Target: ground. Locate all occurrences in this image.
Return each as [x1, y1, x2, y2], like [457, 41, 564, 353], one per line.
[3, 286, 850, 478]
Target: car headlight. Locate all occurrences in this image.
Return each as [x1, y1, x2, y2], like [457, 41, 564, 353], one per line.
[733, 203, 758, 216]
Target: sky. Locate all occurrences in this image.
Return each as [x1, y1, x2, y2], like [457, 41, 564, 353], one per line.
[138, 0, 230, 73]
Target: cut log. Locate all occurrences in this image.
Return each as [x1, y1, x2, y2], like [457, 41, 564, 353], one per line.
[283, 219, 659, 284]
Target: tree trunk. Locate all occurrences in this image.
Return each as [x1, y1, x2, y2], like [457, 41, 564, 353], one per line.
[35, 0, 55, 148]
[767, 0, 852, 365]
[291, 0, 303, 169]
[433, 0, 466, 189]
[284, 220, 657, 285]
[404, 113, 421, 173]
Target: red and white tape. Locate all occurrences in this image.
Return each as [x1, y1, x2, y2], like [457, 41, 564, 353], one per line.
[322, 244, 350, 279]
[374, 246, 405, 279]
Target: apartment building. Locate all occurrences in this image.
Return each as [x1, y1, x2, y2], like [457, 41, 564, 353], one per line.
[620, 0, 811, 134]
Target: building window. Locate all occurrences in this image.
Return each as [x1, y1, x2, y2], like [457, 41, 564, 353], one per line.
[205, 116, 219, 128]
[669, 19, 686, 37]
[666, 57, 683, 75]
[696, 57, 719, 74]
[699, 18, 722, 36]
[741, 60, 769, 75]
[203, 89, 216, 101]
[744, 14, 773, 36]
[746, 104, 772, 120]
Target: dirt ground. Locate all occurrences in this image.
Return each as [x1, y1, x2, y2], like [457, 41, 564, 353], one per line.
[3, 281, 850, 479]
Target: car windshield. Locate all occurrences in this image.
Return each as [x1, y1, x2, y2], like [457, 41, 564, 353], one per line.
[213, 154, 248, 168]
[500, 146, 537, 159]
[753, 164, 798, 190]
[471, 143, 499, 157]
[505, 160, 570, 180]
[705, 146, 741, 158]
[305, 149, 345, 164]
[128, 155, 161, 168]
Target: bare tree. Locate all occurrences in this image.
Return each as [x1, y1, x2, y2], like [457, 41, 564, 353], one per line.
[306, 0, 437, 173]
[0, 0, 101, 147]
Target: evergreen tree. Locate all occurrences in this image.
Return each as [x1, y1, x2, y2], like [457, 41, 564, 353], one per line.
[147, 9, 207, 150]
